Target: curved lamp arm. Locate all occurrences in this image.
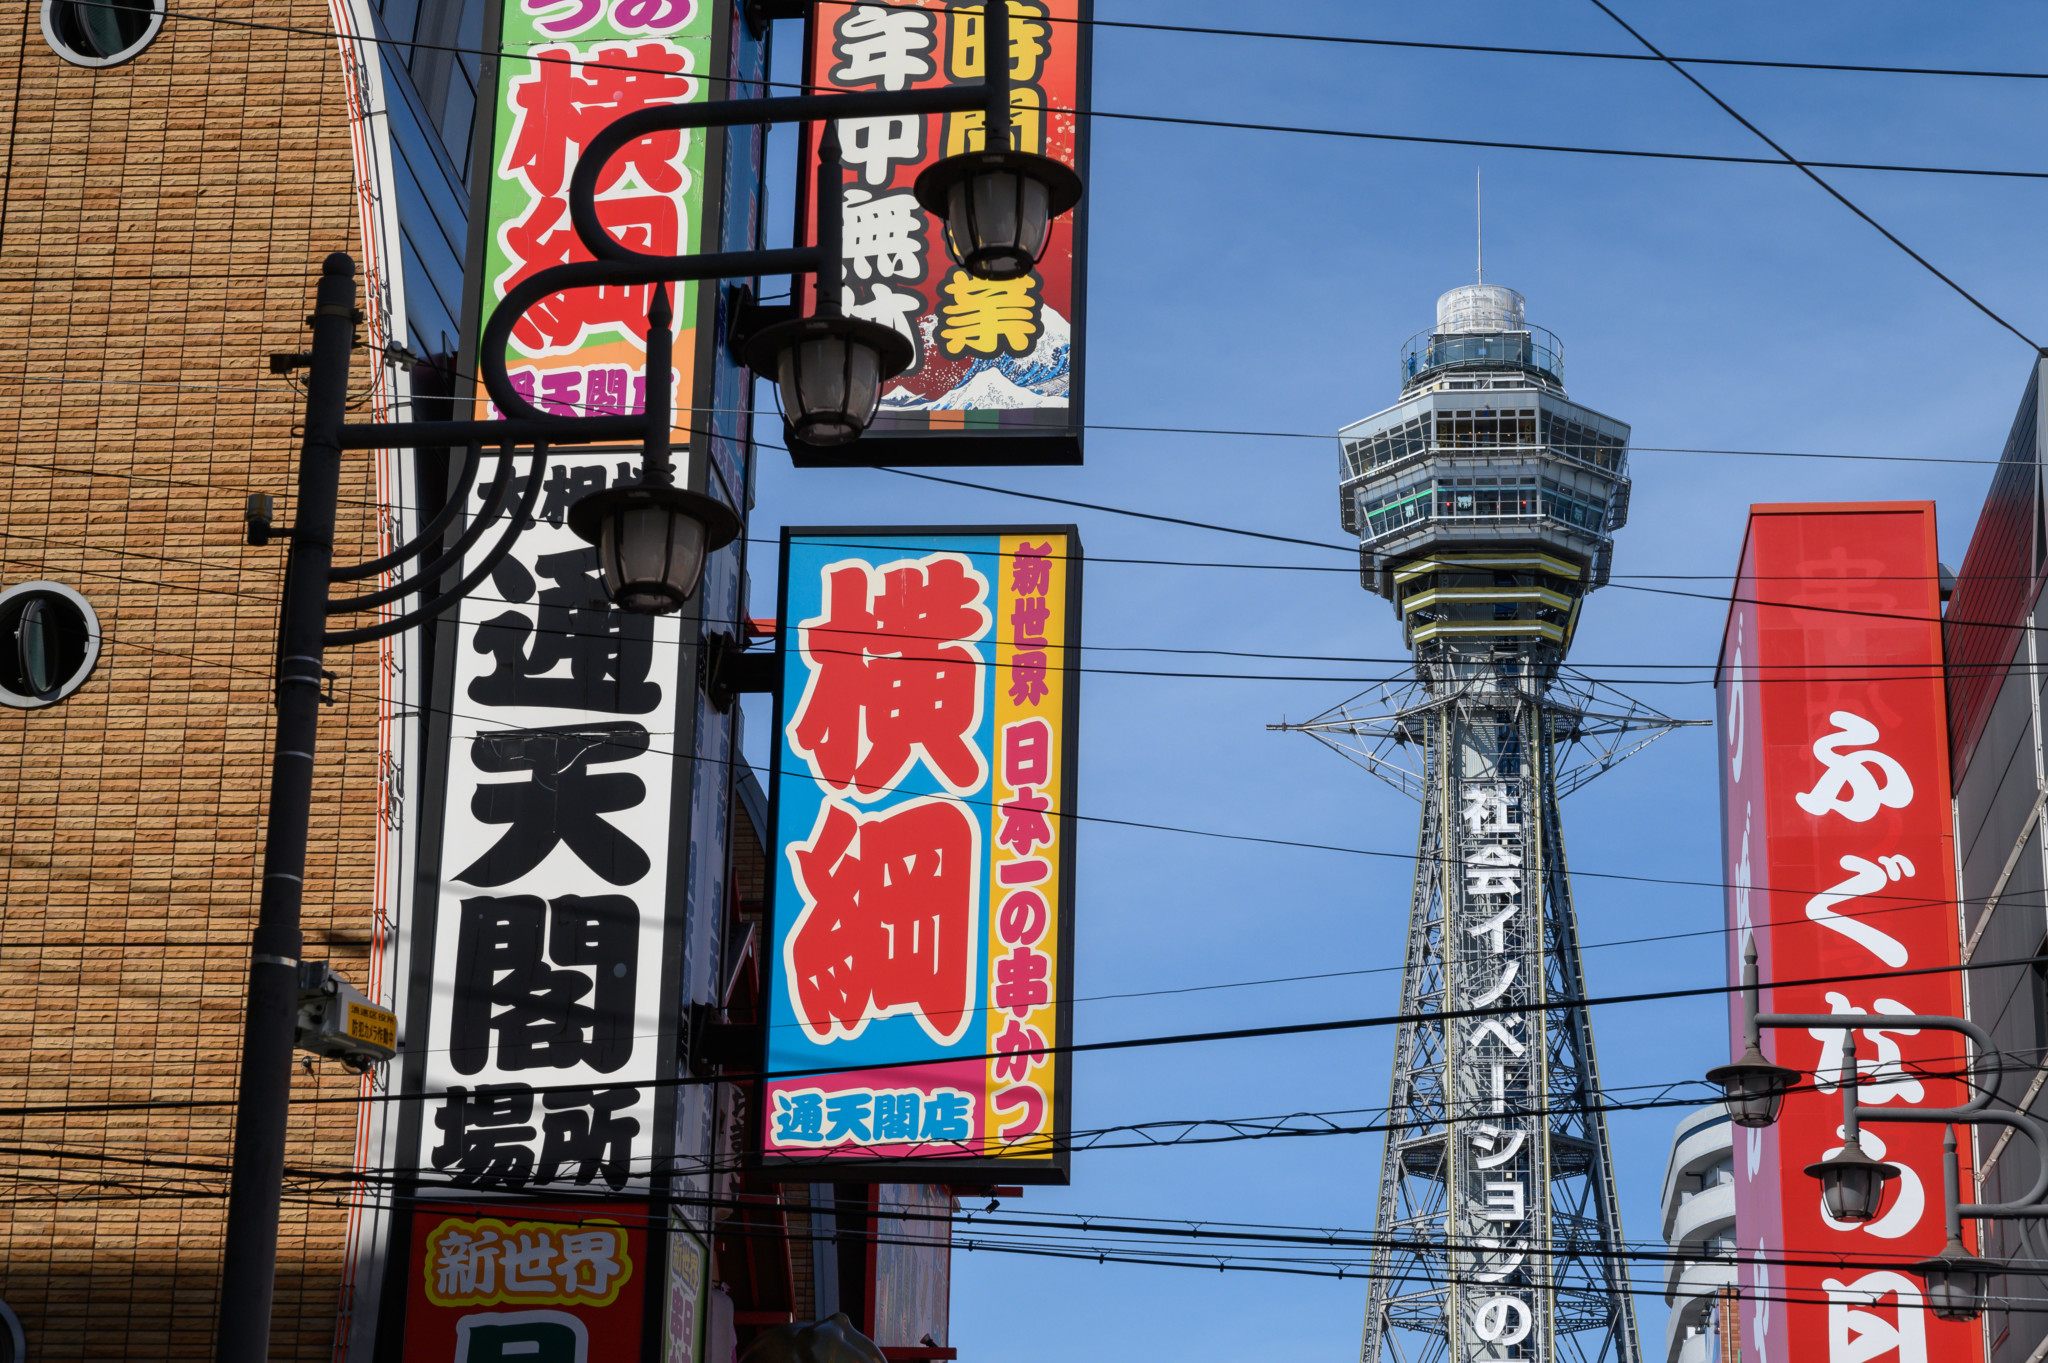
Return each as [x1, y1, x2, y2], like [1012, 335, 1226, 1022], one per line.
[562, 1, 1012, 269]
[323, 442, 552, 648]
[328, 439, 484, 584]
[1760, 1011, 2048, 1219]
[325, 444, 520, 616]
[1757, 1012, 2000, 1124]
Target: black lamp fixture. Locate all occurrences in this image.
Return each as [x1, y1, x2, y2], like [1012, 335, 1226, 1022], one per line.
[1706, 937, 1801, 1128]
[911, 0, 1081, 282]
[568, 482, 740, 614]
[1808, 1138, 1900, 1223]
[1916, 1244, 1998, 1323]
[1803, 1033, 1901, 1223]
[1911, 1128, 2002, 1322]
[1708, 1043, 1801, 1129]
[914, 147, 1082, 281]
[567, 285, 741, 614]
[744, 312, 915, 447]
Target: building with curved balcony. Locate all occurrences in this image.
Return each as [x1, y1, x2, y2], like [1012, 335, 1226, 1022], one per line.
[1661, 1106, 1737, 1363]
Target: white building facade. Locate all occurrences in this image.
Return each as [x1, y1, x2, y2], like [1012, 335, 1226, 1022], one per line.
[1662, 1105, 1736, 1363]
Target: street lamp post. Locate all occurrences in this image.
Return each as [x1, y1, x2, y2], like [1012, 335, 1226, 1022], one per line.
[1705, 938, 2048, 1322]
[212, 7, 1078, 1358]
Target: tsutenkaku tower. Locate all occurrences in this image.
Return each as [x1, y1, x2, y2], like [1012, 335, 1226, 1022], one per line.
[1279, 284, 1687, 1363]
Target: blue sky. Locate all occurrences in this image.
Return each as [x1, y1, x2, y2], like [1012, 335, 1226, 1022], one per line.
[740, 3, 2048, 1357]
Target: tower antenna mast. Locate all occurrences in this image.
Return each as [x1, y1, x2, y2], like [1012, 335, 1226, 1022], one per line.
[1476, 167, 1483, 284]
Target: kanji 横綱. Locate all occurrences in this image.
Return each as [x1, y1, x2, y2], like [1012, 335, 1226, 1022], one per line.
[498, 41, 698, 355]
[505, 42, 697, 199]
[790, 553, 992, 797]
[785, 798, 981, 1044]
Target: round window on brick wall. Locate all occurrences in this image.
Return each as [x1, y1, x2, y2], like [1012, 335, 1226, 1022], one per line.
[0, 581, 102, 708]
[42, 0, 163, 67]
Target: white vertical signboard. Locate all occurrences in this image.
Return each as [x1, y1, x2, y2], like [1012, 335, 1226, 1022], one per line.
[420, 463, 684, 1195]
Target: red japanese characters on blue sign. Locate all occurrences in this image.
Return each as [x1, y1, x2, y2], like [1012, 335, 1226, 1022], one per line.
[761, 529, 1080, 1182]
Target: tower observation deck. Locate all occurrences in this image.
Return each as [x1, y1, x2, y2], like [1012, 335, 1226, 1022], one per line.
[1279, 284, 1685, 1363]
[1340, 283, 1631, 654]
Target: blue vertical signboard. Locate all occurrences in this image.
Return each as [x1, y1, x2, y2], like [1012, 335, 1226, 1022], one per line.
[761, 528, 1081, 1183]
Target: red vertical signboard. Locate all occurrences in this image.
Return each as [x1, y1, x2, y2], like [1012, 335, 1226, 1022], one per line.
[1717, 503, 1983, 1363]
[792, 0, 1089, 466]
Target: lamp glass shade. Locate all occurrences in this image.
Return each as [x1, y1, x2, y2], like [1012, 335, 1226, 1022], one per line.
[778, 331, 883, 446]
[1819, 1162, 1889, 1222]
[1706, 1052, 1799, 1128]
[943, 167, 1052, 281]
[743, 316, 913, 447]
[597, 501, 708, 614]
[567, 483, 741, 616]
[1916, 1252, 1996, 1323]
[1806, 1141, 1901, 1223]
[914, 149, 1082, 282]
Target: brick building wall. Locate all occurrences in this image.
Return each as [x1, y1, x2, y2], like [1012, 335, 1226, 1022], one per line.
[0, 1, 387, 1355]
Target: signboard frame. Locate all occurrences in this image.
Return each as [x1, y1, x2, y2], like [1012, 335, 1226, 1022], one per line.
[758, 525, 1082, 1184]
[398, 1200, 654, 1360]
[369, 0, 754, 1357]
[786, 0, 1092, 467]
[1716, 501, 1986, 1363]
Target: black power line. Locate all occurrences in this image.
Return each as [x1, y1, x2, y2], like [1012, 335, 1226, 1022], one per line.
[1588, 0, 2038, 349]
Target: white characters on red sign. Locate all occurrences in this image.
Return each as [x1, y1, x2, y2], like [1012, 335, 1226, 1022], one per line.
[831, 5, 935, 90]
[1727, 618, 1747, 781]
[1808, 993, 1925, 1106]
[1821, 1271, 1928, 1363]
[1750, 1243, 1773, 1363]
[1780, 703, 1955, 1361]
[1795, 711, 1915, 822]
[1805, 854, 1914, 967]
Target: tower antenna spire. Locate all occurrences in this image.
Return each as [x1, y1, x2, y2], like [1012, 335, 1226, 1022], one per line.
[1475, 167, 1483, 284]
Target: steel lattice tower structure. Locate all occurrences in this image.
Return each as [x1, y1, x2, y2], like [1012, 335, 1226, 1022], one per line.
[1278, 285, 1694, 1363]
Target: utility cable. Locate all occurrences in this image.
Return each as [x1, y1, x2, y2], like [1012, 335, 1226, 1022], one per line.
[1587, 0, 2039, 349]
[0, 949, 2032, 1119]
[0, 1139, 2035, 1299]
[99, 0, 2048, 91]
[59, 0, 2048, 184]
